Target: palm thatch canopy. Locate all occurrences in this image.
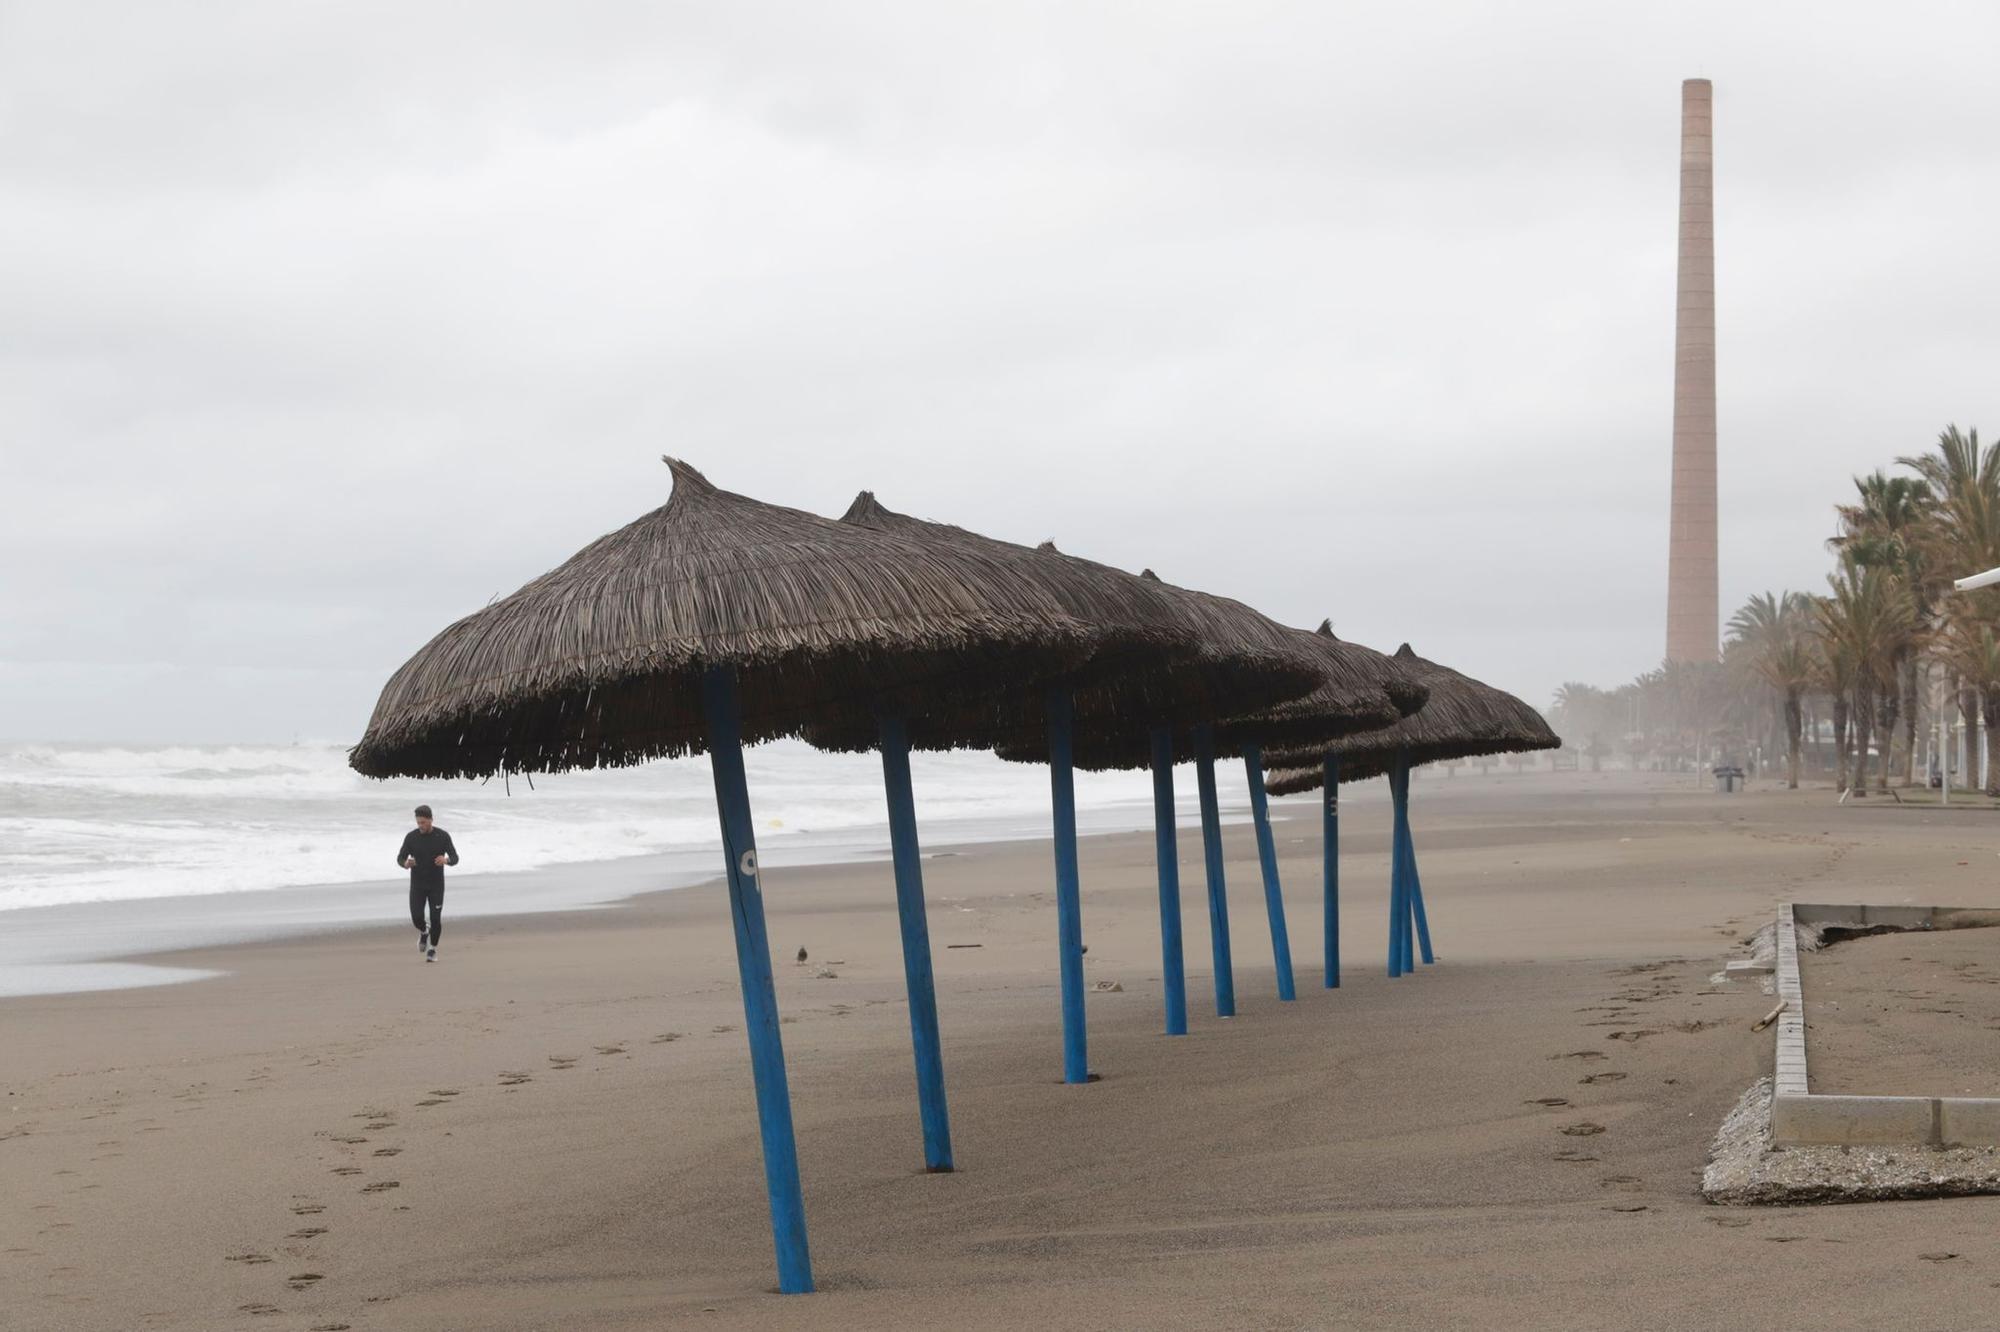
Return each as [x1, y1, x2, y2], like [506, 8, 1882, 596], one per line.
[350, 461, 1114, 780]
[994, 576, 1407, 773]
[798, 495, 1325, 753]
[1260, 643, 1559, 795]
[1210, 619, 1428, 749]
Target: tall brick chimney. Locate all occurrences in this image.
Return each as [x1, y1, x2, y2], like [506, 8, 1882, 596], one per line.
[1665, 78, 1718, 664]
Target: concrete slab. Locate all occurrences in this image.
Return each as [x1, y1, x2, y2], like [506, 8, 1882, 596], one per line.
[1941, 1098, 2000, 1148]
[1772, 1094, 1937, 1146]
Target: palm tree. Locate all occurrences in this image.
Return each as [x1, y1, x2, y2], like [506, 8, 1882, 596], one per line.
[1813, 610, 1857, 791]
[1829, 470, 1936, 780]
[1816, 557, 1918, 795]
[1940, 621, 2000, 796]
[1727, 591, 1815, 787]
[1899, 426, 2000, 778]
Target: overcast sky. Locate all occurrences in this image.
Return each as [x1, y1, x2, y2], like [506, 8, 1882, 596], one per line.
[4, 2, 1997, 744]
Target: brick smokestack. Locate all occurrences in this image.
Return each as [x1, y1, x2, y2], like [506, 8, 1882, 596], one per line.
[1665, 78, 1718, 664]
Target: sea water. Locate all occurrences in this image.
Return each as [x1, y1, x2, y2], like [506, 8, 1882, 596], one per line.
[0, 739, 1239, 995]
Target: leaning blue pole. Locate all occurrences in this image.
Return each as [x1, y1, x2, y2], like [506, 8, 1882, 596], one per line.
[701, 667, 813, 1294]
[1047, 688, 1090, 1083]
[1241, 743, 1296, 1001]
[1192, 725, 1236, 1017]
[877, 716, 954, 1171]
[1322, 755, 1340, 988]
[1403, 784, 1435, 966]
[1387, 758, 1408, 979]
[1149, 726, 1189, 1036]
[1393, 758, 1416, 976]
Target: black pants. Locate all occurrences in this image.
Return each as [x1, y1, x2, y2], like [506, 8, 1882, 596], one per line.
[410, 881, 444, 946]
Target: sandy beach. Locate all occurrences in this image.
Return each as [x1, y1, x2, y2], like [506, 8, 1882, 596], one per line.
[7, 771, 2000, 1331]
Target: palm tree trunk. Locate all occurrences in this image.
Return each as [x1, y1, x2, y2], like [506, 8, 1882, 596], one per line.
[1902, 653, 1920, 784]
[1985, 693, 2000, 799]
[1875, 685, 1897, 792]
[1852, 687, 1872, 796]
[1960, 685, 1978, 782]
[1785, 688, 1802, 789]
[1832, 694, 1850, 790]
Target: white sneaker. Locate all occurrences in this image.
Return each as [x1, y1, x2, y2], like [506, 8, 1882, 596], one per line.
[426, 947, 437, 963]
[418, 924, 430, 953]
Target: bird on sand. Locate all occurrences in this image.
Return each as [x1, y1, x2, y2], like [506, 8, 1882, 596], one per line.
[796, 946, 808, 965]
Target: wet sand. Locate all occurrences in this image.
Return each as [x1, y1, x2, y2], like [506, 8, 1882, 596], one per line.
[6, 772, 2000, 1330]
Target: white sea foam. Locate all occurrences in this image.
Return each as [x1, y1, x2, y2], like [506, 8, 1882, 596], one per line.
[0, 739, 1199, 912]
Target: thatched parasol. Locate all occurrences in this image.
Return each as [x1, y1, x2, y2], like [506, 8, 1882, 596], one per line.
[808, 493, 1327, 1057]
[348, 460, 1175, 1296]
[800, 494, 1326, 751]
[992, 581, 1420, 1020]
[1260, 644, 1558, 790]
[1258, 644, 1557, 985]
[351, 461, 1110, 782]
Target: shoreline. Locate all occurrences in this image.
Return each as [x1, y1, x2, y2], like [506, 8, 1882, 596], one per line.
[0, 784, 1291, 1000]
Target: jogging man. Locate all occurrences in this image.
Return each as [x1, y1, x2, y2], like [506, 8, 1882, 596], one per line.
[398, 805, 459, 963]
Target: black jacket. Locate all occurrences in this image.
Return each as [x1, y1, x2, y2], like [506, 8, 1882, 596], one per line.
[398, 827, 460, 887]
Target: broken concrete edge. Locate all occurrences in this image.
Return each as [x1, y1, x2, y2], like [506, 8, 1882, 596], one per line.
[1790, 903, 2000, 931]
[1769, 900, 2000, 1148]
[1704, 1078, 2000, 1206]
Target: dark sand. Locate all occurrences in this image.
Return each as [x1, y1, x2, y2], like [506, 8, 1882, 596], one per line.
[1802, 926, 2000, 1097]
[6, 772, 2000, 1330]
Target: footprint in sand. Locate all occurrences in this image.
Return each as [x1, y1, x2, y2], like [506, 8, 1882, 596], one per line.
[226, 1252, 274, 1265]
[1552, 1149, 1599, 1163]
[290, 1204, 325, 1216]
[427, 1089, 460, 1098]
[1560, 1123, 1607, 1137]
[286, 1272, 324, 1291]
[1579, 1071, 1628, 1085]
[548, 1056, 579, 1071]
[414, 1099, 448, 1107]
[498, 1071, 533, 1086]
[238, 1302, 281, 1316]
[650, 1033, 683, 1045]
[310, 1325, 353, 1331]
[287, 1228, 327, 1239]
[361, 1181, 399, 1193]
[330, 1167, 362, 1177]
[372, 1148, 401, 1158]
[1600, 1175, 1642, 1190]
[364, 1121, 395, 1131]
[1553, 1051, 1608, 1062]
[711, 1024, 737, 1034]
[1606, 1031, 1660, 1043]
[1527, 1098, 1570, 1108]
[1707, 1215, 1751, 1228]
[594, 1044, 627, 1056]
[1605, 1205, 1648, 1213]
[328, 1135, 367, 1145]
[1765, 1236, 1807, 1244]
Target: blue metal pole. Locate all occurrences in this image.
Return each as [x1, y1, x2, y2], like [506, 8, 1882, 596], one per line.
[1322, 755, 1341, 989]
[1404, 781, 1435, 966]
[701, 667, 813, 1295]
[1192, 724, 1236, 1017]
[1047, 688, 1090, 1083]
[1388, 759, 1408, 979]
[877, 715, 954, 1171]
[1241, 743, 1296, 1001]
[1149, 726, 1189, 1036]
[1394, 758, 1416, 975]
